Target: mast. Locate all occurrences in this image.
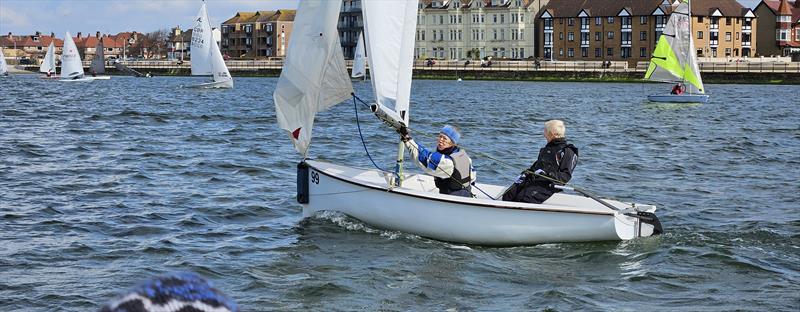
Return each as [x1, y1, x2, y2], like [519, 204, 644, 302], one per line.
[685, 0, 691, 94]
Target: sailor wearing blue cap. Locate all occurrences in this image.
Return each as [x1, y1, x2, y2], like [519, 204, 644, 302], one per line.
[400, 125, 476, 197]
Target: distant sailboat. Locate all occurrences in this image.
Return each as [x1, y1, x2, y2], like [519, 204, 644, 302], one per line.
[114, 61, 148, 77]
[60, 31, 94, 82]
[0, 48, 8, 76]
[89, 38, 111, 80]
[645, 0, 708, 103]
[39, 42, 59, 79]
[351, 31, 367, 80]
[189, 1, 233, 88]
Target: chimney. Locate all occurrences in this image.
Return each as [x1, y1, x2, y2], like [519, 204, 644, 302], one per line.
[51, 32, 55, 38]
[795, 0, 800, 8]
[96, 31, 100, 38]
[7, 32, 11, 39]
[77, 32, 82, 38]
[35, 31, 41, 36]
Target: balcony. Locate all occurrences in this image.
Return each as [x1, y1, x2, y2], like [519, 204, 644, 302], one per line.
[621, 40, 632, 46]
[742, 25, 752, 32]
[621, 24, 632, 31]
[742, 41, 751, 47]
[544, 40, 553, 46]
[709, 39, 719, 46]
[581, 40, 590, 47]
[710, 23, 719, 30]
[581, 24, 589, 31]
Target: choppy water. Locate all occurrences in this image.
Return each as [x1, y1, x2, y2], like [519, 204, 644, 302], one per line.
[1, 75, 798, 311]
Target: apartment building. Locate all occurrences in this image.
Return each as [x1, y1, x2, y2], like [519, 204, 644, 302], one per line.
[691, 0, 757, 58]
[539, 0, 756, 65]
[339, 0, 363, 59]
[754, 0, 800, 58]
[416, 0, 549, 60]
[221, 10, 295, 59]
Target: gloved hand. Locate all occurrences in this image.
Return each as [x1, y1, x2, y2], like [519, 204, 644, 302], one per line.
[396, 125, 411, 142]
[533, 169, 545, 176]
[514, 173, 527, 184]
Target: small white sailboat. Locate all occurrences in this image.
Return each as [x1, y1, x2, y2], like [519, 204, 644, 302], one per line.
[39, 42, 59, 79]
[189, 1, 232, 89]
[275, 0, 662, 246]
[88, 38, 111, 80]
[645, 0, 708, 103]
[351, 31, 367, 80]
[60, 32, 93, 82]
[0, 48, 8, 76]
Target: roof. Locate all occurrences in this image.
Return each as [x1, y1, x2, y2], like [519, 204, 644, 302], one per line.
[691, 0, 751, 17]
[541, 0, 665, 17]
[223, 12, 257, 24]
[757, 0, 800, 22]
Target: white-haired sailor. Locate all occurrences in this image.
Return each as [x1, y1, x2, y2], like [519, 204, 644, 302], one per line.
[399, 125, 476, 197]
[502, 119, 578, 204]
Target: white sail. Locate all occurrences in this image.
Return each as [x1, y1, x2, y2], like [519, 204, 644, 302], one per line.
[362, 0, 418, 125]
[645, 1, 704, 94]
[40, 42, 57, 73]
[0, 48, 7, 75]
[61, 32, 84, 79]
[190, 2, 213, 76]
[274, 0, 354, 156]
[91, 39, 105, 74]
[351, 32, 367, 79]
[209, 38, 233, 87]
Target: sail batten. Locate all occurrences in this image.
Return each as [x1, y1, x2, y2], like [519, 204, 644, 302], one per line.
[645, 1, 704, 94]
[274, 0, 354, 156]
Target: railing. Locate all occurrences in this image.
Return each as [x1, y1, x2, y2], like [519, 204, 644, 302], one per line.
[742, 25, 752, 31]
[742, 41, 751, 47]
[17, 59, 799, 74]
[710, 24, 719, 30]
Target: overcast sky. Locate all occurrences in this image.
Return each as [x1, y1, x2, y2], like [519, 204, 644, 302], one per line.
[1, 0, 763, 37]
[0, 0, 299, 36]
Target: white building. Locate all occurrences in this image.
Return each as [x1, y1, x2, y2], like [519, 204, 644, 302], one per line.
[415, 0, 549, 60]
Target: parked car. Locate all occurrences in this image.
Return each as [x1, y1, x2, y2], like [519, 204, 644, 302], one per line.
[18, 58, 33, 65]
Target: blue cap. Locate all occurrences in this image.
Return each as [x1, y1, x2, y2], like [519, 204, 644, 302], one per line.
[440, 125, 460, 145]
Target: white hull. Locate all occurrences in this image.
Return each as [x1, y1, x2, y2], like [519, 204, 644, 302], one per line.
[60, 77, 95, 82]
[299, 160, 661, 246]
[88, 75, 111, 80]
[648, 94, 709, 103]
[187, 80, 233, 89]
[39, 75, 60, 80]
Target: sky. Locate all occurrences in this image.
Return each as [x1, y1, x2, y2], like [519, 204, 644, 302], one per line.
[1, 0, 765, 37]
[0, 0, 299, 36]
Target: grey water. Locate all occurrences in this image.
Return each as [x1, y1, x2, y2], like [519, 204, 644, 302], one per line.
[1, 75, 798, 311]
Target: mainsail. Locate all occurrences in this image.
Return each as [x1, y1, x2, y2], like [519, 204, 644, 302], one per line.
[190, 2, 213, 76]
[351, 32, 367, 79]
[0, 48, 7, 75]
[274, 0, 353, 156]
[645, 1, 704, 94]
[61, 32, 84, 79]
[39, 42, 57, 73]
[91, 39, 105, 74]
[362, 0, 418, 125]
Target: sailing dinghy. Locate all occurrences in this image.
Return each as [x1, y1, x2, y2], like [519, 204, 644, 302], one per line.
[88, 39, 111, 80]
[39, 42, 59, 79]
[189, 1, 232, 89]
[275, 0, 662, 246]
[0, 48, 8, 76]
[351, 31, 367, 80]
[645, 0, 708, 103]
[60, 32, 94, 82]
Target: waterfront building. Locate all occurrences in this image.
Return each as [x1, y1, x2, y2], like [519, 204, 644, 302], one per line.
[1, 31, 134, 61]
[339, 0, 363, 59]
[754, 0, 800, 58]
[167, 27, 192, 60]
[538, 0, 756, 65]
[416, 0, 549, 60]
[221, 10, 295, 59]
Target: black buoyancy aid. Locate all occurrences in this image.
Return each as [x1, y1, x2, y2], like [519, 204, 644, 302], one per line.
[433, 148, 472, 194]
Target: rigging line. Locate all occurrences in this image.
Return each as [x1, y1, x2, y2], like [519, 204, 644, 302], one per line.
[402, 140, 496, 199]
[353, 95, 389, 173]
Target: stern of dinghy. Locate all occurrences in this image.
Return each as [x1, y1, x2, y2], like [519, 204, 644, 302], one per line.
[614, 204, 662, 240]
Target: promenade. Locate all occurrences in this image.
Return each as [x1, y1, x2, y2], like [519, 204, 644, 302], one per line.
[15, 59, 800, 83]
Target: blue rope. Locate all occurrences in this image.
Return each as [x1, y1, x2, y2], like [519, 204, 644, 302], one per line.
[353, 95, 388, 172]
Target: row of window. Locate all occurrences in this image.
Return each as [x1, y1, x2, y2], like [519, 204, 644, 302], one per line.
[542, 46, 752, 59]
[543, 16, 752, 29]
[417, 29, 526, 41]
[418, 46, 526, 59]
[423, 13, 527, 25]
